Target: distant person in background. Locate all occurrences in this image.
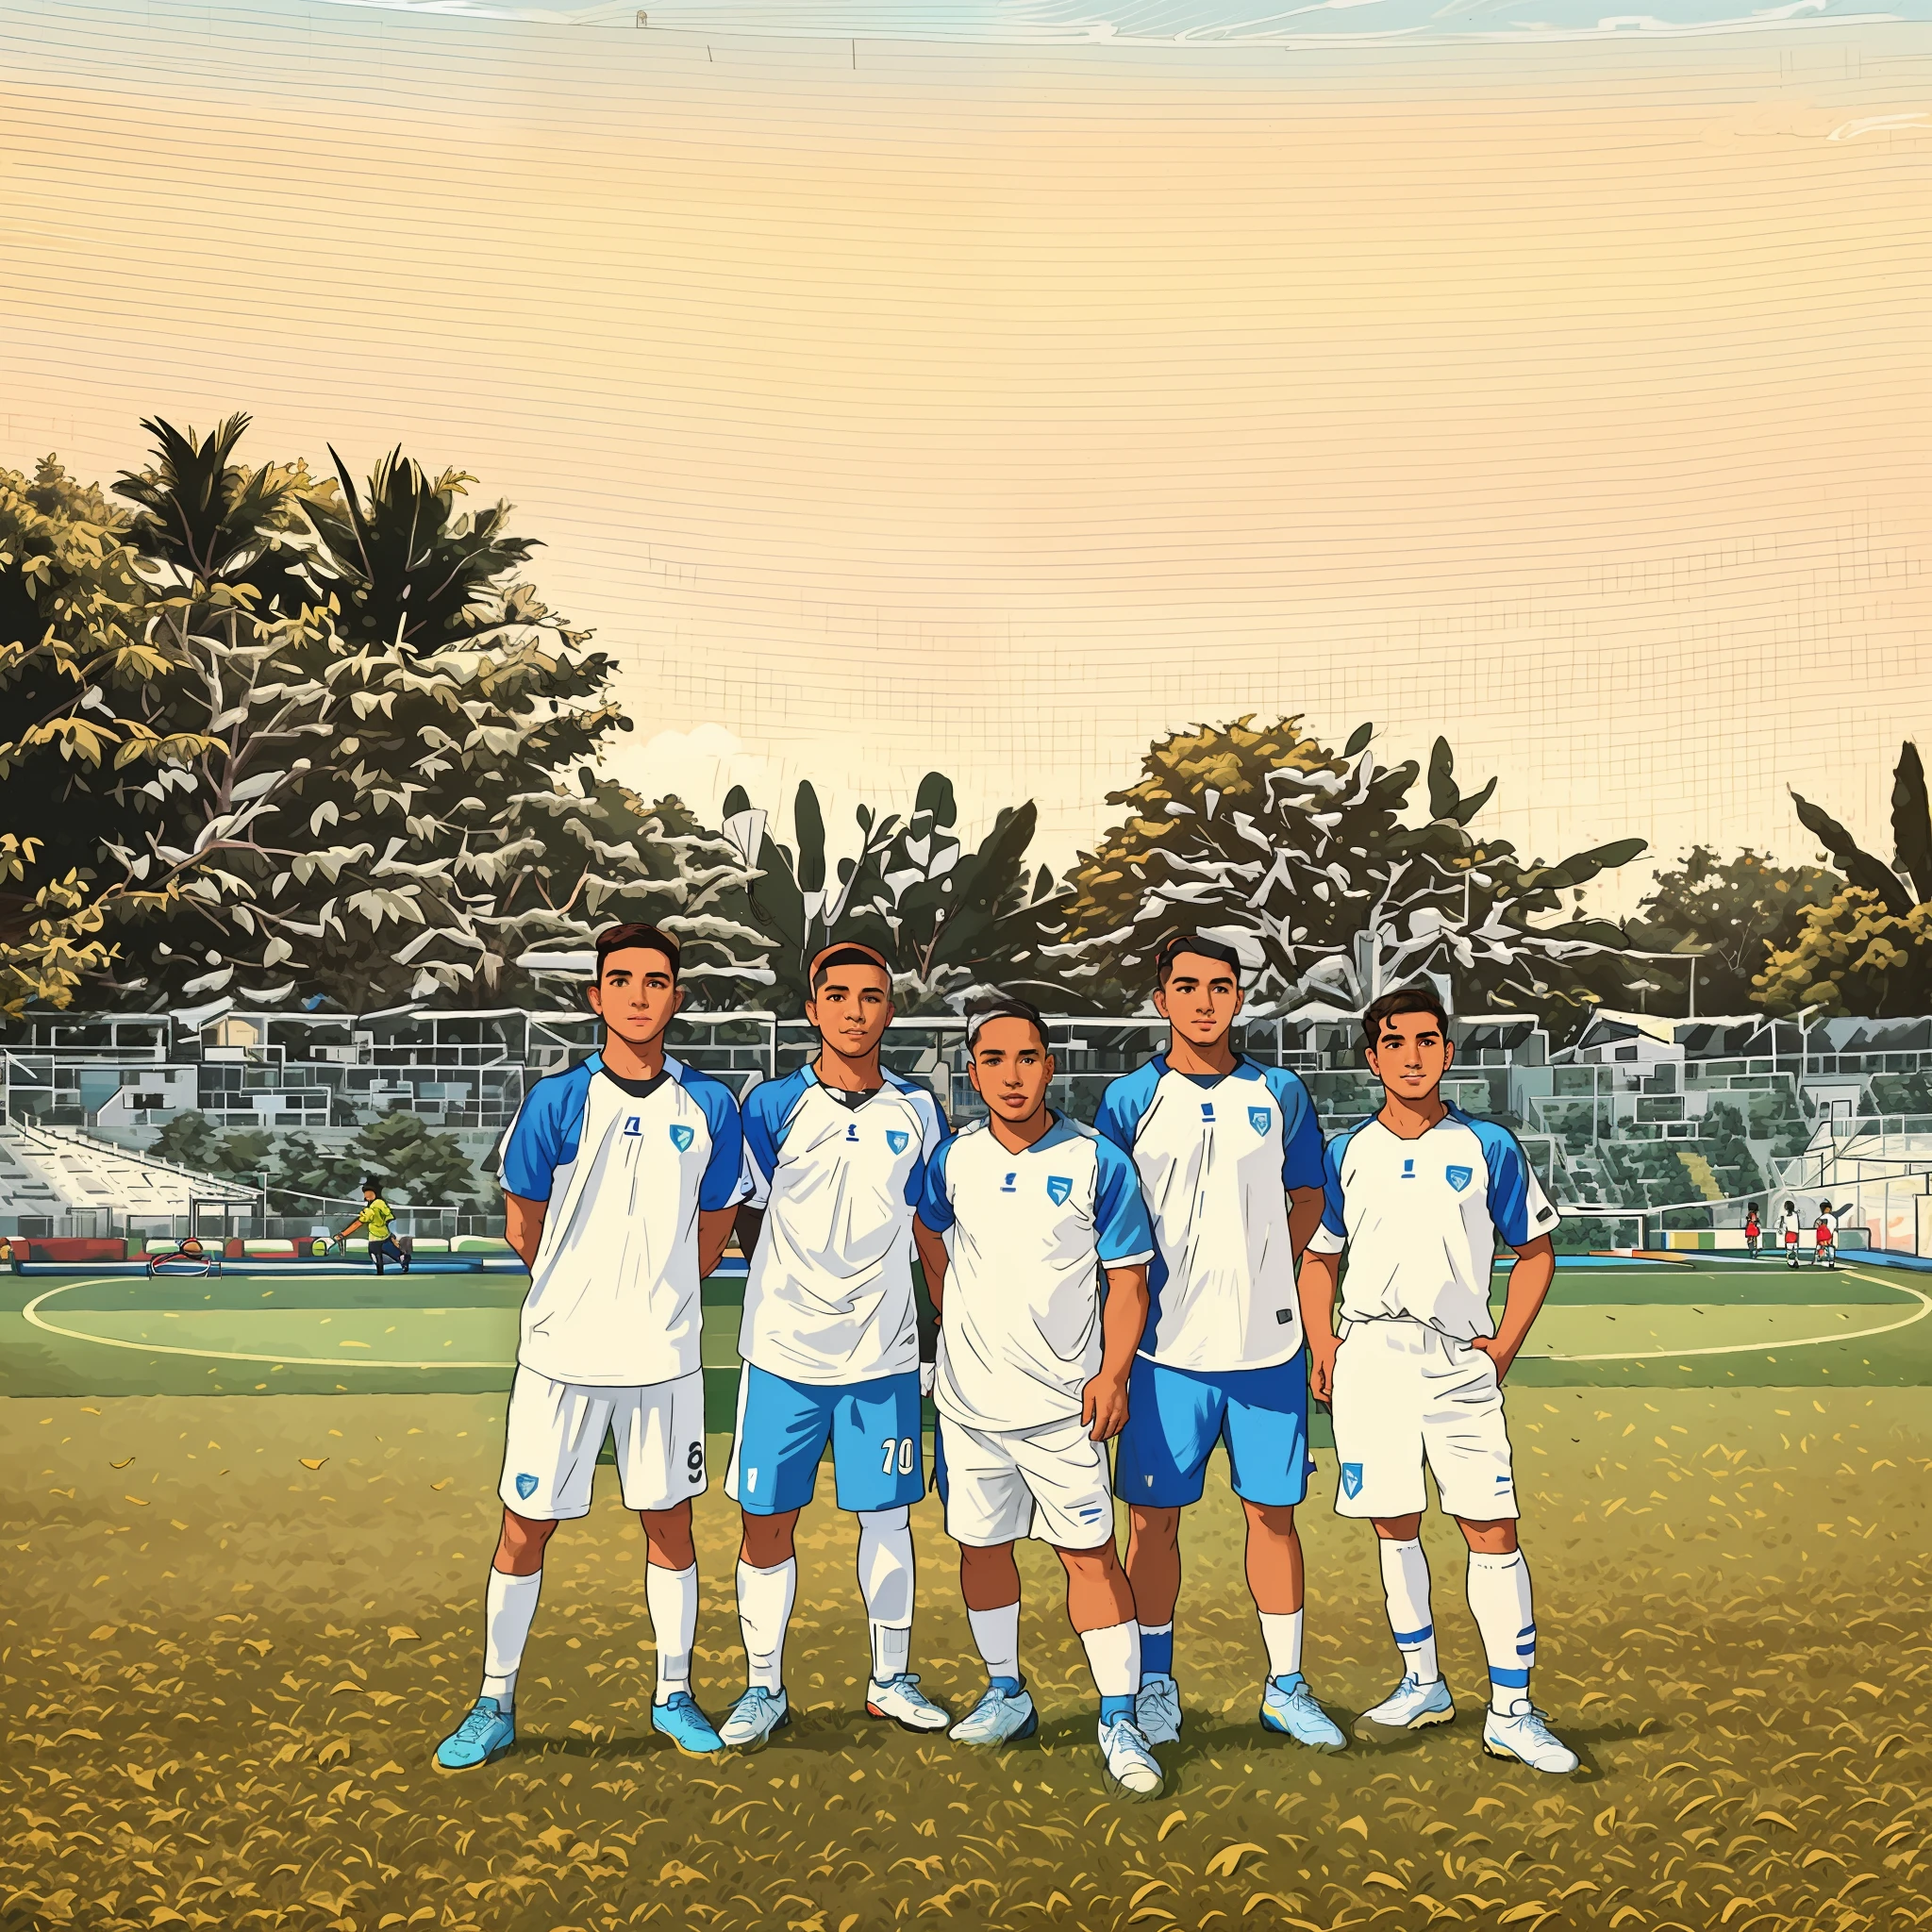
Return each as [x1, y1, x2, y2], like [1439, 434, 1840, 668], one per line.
[147, 1233, 210, 1276]
[341, 1179, 409, 1275]
[1743, 1205, 1761, 1260]
[1779, 1200, 1803, 1271]
[1812, 1202, 1839, 1271]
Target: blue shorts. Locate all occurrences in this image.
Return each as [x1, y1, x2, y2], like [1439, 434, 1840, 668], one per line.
[1114, 1355, 1313, 1509]
[725, 1362, 925, 1515]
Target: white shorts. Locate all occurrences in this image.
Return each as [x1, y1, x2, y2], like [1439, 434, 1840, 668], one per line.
[1329, 1319, 1517, 1523]
[498, 1366, 708, 1520]
[936, 1412, 1117, 1551]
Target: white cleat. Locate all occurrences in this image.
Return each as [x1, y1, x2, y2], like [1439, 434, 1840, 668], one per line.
[1359, 1673, 1457, 1731]
[949, 1683, 1039, 1745]
[1135, 1672, 1182, 1746]
[1483, 1701, 1579, 1774]
[866, 1673, 952, 1733]
[719, 1685, 791, 1749]
[1098, 1715, 1165, 1797]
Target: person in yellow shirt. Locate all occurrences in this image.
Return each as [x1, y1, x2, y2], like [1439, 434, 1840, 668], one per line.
[341, 1178, 409, 1274]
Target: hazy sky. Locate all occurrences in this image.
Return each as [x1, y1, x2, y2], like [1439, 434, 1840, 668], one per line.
[4, 0, 1927, 907]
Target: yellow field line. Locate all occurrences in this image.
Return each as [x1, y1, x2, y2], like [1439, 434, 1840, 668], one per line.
[1535, 1268, 1932, 1362]
[21, 1277, 515, 1372]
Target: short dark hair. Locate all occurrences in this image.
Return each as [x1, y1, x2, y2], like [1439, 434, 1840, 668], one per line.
[361, 1175, 382, 1193]
[810, 943, 891, 993]
[965, 996, 1050, 1055]
[1361, 986, 1451, 1055]
[595, 921, 681, 982]
[1156, 933, 1243, 987]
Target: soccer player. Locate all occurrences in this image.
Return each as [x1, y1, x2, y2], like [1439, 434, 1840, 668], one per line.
[1297, 987, 1577, 1776]
[1812, 1201, 1839, 1269]
[1094, 934, 1341, 1753]
[720, 941, 951, 1747]
[433, 923, 744, 1771]
[914, 999, 1166, 1797]
[1743, 1204, 1761, 1261]
[341, 1178, 408, 1274]
[1780, 1199, 1804, 1270]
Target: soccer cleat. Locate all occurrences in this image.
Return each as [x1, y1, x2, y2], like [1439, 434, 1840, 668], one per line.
[866, 1673, 951, 1733]
[719, 1685, 791, 1749]
[1483, 1701, 1579, 1774]
[1358, 1673, 1457, 1731]
[1135, 1672, 1182, 1746]
[434, 1696, 515, 1771]
[648, 1690, 725, 1757]
[1259, 1674, 1347, 1752]
[1098, 1714, 1165, 1797]
[949, 1683, 1039, 1746]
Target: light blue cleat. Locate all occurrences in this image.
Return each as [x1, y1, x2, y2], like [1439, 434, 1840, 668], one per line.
[949, 1683, 1039, 1746]
[719, 1684, 791, 1750]
[1135, 1672, 1182, 1746]
[1259, 1674, 1346, 1752]
[648, 1690, 725, 1757]
[1359, 1673, 1457, 1732]
[435, 1695, 515, 1771]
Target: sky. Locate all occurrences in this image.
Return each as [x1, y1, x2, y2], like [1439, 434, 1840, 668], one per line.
[3, 0, 1927, 908]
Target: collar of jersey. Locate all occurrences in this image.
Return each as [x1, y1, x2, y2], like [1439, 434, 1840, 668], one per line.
[802, 1060, 910, 1098]
[585, 1049, 688, 1086]
[1354, 1100, 1476, 1140]
[968, 1109, 1080, 1157]
[1152, 1053, 1264, 1088]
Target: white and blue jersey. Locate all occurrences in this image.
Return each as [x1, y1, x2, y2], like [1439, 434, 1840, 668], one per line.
[918, 1113, 1154, 1432]
[1094, 1057, 1326, 1373]
[1307, 1107, 1560, 1339]
[499, 1052, 742, 1388]
[738, 1064, 946, 1385]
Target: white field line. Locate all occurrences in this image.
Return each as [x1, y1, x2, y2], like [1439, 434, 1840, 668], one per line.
[21, 1276, 514, 1372]
[1530, 1268, 1932, 1362]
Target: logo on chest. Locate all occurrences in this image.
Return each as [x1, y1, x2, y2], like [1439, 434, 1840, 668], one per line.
[1046, 1175, 1074, 1207]
[887, 1129, 909, 1155]
[1445, 1164, 1473, 1192]
[669, 1124, 695, 1152]
[1248, 1107, 1272, 1135]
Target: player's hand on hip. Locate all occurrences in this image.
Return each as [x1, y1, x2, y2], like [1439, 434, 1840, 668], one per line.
[1082, 1371, 1130, 1442]
[1466, 1335, 1514, 1382]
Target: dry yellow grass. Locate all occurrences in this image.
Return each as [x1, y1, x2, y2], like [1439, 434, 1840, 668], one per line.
[4, 1388, 1929, 1932]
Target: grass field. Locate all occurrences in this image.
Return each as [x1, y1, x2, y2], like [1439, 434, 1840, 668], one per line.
[4, 1259, 1931, 1932]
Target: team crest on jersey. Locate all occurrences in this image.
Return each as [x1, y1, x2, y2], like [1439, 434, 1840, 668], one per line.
[623, 1116, 641, 1137]
[886, 1129, 909, 1155]
[1046, 1175, 1073, 1206]
[669, 1124, 695, 1152]
[1249, 1107, 1272, 1134]
[514, 1473, 539, 1501]
[1445, 1164, 1473, 1192]
[1341, 1462, 1364, 1499]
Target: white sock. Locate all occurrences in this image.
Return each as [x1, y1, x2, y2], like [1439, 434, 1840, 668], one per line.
[967, 1601, 1022, 1684]
[1078, 1619, 1141, 1699]
[646, 1560, 699, 1704]
[737, 1557, 797, 1693]
[1258, 1608, 1305, 1681]
[1467, 1547, 1536, 1713]
[857, 1507, 915, 1683]
[1379, 1536, 1441, 1684]
[481, 1566, 542, 1707]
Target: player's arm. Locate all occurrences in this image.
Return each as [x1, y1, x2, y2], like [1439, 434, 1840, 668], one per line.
[1287, 1186, 1324, 1260]
[1084, 1262, 1147, 1443]
[911, 1216, 949, 1319]
[698, 1206, 737, 1279]
[340, 1210, 367, 1237]
[505, 1192, 548, 1272]
[1468, 1234, 1555, 1383]
[732, 1204, 763, 1265]
[1296, 1248, 1343, 1402]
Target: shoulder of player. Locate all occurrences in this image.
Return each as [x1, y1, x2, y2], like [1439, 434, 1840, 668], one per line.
[1096, 1060, 1163, 1123]
[1445, 1106, 1528, 1169]
[667, 1058, 741, 1117]
[516, 1056, 598, 1120]
[741, 1065, 814, 1123]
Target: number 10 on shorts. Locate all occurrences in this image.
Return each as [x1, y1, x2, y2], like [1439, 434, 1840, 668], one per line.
[881, 1436, 916, 1474]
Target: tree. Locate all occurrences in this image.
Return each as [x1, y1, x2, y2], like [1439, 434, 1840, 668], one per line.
[1756, 742, 1932, 1015]
[722, 774, 1044, 1014]
[1045, 717, 1645, 1026]
[0, 835, 113, 1015]
[267, 1130, 364, 1213]
[148, 1111, 271, 1182]
[351, 1110, 479, 1206]
[1626, 846, 1840, 1016]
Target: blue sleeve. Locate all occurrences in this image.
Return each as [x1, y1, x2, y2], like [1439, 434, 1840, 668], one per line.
[917, 1134, 957, 1233]
[691, 1078, 745, 1213]
[1093, 1140, 1155, 1266]
[1319, 1134, 1350, 1241]
[904, 1088, 947, 1208]
[1479, 1124, 1534, 1247]
[1094, 1066, 1158, 1158]
[741, 1079, 784, 1190]
[500, 1070, 585, 1202]
[1268, 1067, 1326, 1191]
